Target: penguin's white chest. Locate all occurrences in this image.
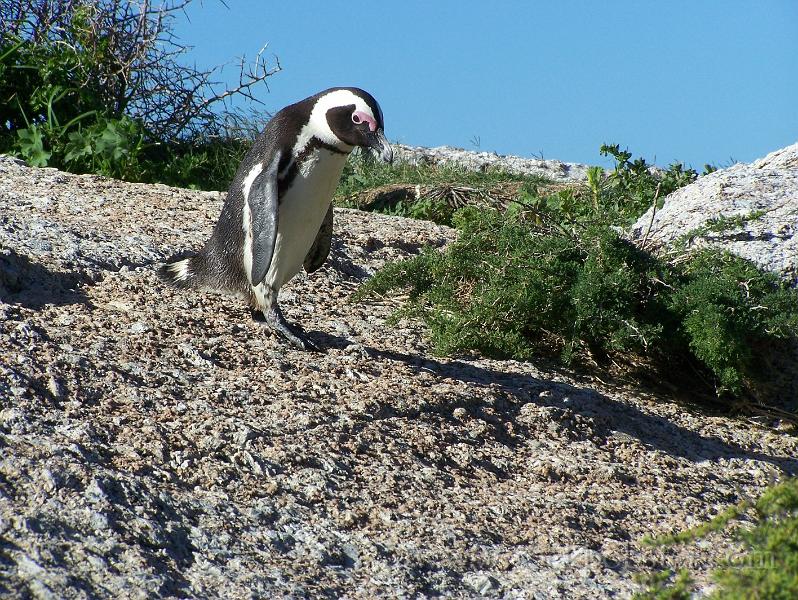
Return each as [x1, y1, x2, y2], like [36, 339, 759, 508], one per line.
[265, 148, 347, 288]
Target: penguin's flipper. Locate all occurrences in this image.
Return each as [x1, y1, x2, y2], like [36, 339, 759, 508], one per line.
[249, 153, 282, 285]
[303, 204, 333, 273]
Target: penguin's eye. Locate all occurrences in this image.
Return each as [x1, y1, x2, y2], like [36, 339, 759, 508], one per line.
[351, 113, 362, 125]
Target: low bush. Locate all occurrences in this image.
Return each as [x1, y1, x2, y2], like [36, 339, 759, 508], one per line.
[636, 477, 798, 599]
[1, 0, 273, 189]
[354, 147, 798, 402]
[338, 151, 544, 198]
[336, 152, 549, 226]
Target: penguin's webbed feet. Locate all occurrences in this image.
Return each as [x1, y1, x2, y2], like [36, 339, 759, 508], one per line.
[253, 306, 321, 352]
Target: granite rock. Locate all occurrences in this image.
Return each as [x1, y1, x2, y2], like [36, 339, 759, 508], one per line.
[1, 153, 797, 599]
[630, 142, 798, 285]
[393, 144, 591, 182]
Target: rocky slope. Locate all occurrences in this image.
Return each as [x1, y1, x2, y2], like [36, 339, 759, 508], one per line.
[1, 153, 797, 599]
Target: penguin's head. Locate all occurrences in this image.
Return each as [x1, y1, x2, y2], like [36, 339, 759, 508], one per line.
[308, 88, 393, 163]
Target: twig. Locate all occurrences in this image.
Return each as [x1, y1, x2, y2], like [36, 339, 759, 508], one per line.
[640, 181, 662, 251]
[744, 403, 798, 425]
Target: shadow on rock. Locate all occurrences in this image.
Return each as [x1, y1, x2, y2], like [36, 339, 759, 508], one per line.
[306, 330, 354, 352]
[90, 475, 197, 595]
[371, 348, 798, 476]
[327, 242, 371, 280]
[0, 249, 92, 308]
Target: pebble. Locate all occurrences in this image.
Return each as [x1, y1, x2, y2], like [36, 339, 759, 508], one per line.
[453, 407, 468, 420]
[463, 573, 500, 596]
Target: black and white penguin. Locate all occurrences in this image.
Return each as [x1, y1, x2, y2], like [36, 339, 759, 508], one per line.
[158, 87, 392, 350]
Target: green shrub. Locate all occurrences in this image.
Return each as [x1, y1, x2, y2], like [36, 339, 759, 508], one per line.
[338, 151, 543, 198]
[637, 478, 798, 599]
[508, 145, 699, 228]
[146, 138, 250, 191]
[633, 569, 692, 600]
[599, 144, 698, 223]
[336, 151, 549, 226]
[0, 37, 105, 144]
[1, 0, 273, 189]
[668, 251, 798, 394]
[355, 147, 798, 401]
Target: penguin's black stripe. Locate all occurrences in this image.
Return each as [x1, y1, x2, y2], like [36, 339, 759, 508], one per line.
[300, 137, 349, 158]
[277, 164, 297, 199]
[277, 151, 293, 176]
[276, 137, 348, 199]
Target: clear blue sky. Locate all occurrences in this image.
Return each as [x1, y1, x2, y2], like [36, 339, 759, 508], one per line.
[175, 1, 798, 169]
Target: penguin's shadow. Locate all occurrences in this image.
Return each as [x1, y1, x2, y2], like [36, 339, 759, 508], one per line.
[0, 249, 91, 308]
[307, 330, 355, 351]
[248, 310, 352, 352]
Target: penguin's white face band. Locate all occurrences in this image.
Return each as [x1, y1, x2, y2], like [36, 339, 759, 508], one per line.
[300, 89, 378, 151]
[292, 87, 391, 162]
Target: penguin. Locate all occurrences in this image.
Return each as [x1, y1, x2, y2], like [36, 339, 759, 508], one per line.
[158, 87, 392, 351]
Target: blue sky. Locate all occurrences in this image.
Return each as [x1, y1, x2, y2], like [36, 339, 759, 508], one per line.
[175, 1, 798, 169]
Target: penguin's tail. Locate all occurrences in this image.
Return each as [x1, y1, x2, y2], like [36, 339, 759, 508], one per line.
[157, 251, 208, 289]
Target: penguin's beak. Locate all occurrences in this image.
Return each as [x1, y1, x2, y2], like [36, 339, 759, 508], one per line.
[367, 129, 393, 164]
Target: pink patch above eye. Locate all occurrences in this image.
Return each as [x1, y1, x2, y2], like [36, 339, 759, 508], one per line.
[352, 110, 377, 132]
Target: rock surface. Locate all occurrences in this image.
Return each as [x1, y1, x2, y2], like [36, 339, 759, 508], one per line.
[629, 142, 798, 285]
[2, 153, 797, 599]
[393, 144, 591, 182]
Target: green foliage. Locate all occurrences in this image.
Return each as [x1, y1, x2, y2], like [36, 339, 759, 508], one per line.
[16, 125, 50, 167]
[14, 107, 145, 180]
[336, 151, 548, 226]
[0, 37, 103, 142]
[356, 206, 582, 360]
[0, 1, 264, 190]
[678, 210, 767, 244]
[643, 502, 747, 547]
[338, 151, 542, 199]
[0, 35, 247, 188]
[668, 251, 798, 394]
[710, 479, 798, 598]
[356, 146, 798, 400]
[637, 478, 798, 599]
[396, 196, 457, 226]
[598, 144, 698, 224]
[633, 570, 693, 600]
[148, 138, 250, 190]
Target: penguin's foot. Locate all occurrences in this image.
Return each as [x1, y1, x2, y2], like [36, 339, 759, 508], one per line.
[253, 307, 321, 352]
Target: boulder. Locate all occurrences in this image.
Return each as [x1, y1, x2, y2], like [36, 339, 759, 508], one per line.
[2, 153, 797, 598]
[630, 142, 798, 285]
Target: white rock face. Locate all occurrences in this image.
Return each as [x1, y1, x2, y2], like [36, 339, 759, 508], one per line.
[630, 142, 798, 285]
[393, 144, 591, 182]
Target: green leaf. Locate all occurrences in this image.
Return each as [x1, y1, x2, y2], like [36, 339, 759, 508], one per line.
[17, 126, 51, 167]
[64, 130, 92, 164]
[94, 121, 127, 161]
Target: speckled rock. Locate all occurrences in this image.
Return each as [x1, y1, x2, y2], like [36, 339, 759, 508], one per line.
[1, 154, 797, 599]
[629, 142, 798, 285]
